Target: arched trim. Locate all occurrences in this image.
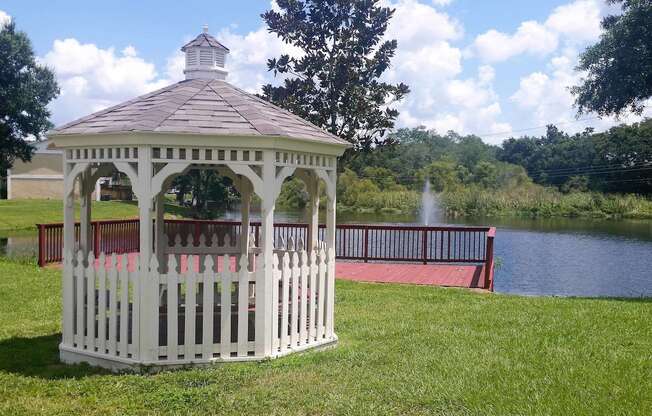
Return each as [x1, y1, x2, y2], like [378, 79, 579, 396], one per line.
[273, 166, 297, 200]
[314, 168, 336, 200]
[229, 164, 264, 197]
[63, 162, 90, 199]
[113, 161, 140, 197]
[152, 162, 192, 196]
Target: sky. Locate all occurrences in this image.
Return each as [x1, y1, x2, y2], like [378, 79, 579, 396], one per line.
[1, 0, 650, 145]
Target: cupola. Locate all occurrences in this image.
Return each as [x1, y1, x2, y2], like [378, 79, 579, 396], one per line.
[181, 25, 229, 80]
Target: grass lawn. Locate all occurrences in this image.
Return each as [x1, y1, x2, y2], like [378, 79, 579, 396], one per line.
[0, 258, 650, 415]
[0, 199, 191, 232]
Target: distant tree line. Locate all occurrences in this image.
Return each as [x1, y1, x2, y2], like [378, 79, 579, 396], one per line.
[499, 119, 652, 194]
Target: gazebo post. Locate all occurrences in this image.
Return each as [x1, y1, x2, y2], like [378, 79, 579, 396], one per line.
[307, 173, 320, 252]
[240, 181, 251, 263]
[323, 165, 337, 339]
[137, 145, 157, 362]
[62, 159, 76, 347]
[255, 150, 276, 356]
[79, 170, 93, 258]
[155, 192, 166, 270]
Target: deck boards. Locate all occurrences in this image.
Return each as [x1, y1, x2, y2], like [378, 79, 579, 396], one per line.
[336, 262, 486, 289]
[89, 253, 486, 289]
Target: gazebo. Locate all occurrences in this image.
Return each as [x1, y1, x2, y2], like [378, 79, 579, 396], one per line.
[49, 27, 349, 371]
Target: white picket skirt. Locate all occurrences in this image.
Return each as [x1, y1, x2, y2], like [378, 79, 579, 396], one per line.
[59, 247, 336, 372]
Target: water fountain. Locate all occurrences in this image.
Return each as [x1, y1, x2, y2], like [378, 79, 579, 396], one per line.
[420, 178, 439, 225]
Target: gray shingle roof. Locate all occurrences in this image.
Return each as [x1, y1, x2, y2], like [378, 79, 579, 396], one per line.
[50, 79, 350, 146]
[181, 33, 229, 52]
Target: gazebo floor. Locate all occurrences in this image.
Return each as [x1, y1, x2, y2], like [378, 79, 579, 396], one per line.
[335, 262, 487, 289]
[58, 253, 487, 290]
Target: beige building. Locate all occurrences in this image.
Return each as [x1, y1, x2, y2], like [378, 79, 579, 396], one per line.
[7, 140, 100, 200]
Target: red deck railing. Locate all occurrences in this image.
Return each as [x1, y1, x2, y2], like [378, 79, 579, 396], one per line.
[37, 219, 496, 288]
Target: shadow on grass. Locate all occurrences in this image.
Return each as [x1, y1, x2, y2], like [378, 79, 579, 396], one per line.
[0, 333, 110, 379]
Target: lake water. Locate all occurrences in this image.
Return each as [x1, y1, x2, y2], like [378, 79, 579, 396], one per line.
[2, 210, 651, 298]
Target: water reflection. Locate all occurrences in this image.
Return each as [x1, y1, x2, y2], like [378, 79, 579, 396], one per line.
[0, 233, 37, 259]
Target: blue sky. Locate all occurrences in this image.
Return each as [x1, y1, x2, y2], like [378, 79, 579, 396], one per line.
[1, 0, 648, 144]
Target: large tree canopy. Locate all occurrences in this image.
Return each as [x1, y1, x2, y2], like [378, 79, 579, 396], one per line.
[261, 0, 409, 151]
[0, 21, 59, 173]
[571, 0, 652, 117]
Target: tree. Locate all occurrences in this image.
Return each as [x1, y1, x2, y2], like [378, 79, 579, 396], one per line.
[261, 0, 409, 151]
[571, 0, 652, 117]
[171, 171, 236, 218]
[0, 21, 59, 173]
[418, 161, 460, 192]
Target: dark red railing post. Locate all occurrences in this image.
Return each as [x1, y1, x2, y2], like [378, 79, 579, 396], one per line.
[363, 227, 369, 263]
[37, 224, 46, 267]
[93, 222, 100, 257]
[194, 222, 201, 243]
[484, 227, 496, 290]
[422, 229, 428, 264]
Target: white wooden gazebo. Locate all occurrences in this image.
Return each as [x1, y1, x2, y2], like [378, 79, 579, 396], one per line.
[48, 27, 349, 371]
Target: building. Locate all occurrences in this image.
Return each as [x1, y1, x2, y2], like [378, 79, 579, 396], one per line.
[7, 140, 107, 200]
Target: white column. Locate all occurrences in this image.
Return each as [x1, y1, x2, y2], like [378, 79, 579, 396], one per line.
[62, 158, 76, 347]
[79, 171, 93, 258]
[138, 147, 154, 266]
[155, 192, 166, 271]
[255, 151, 276, 356]
[307, 173, 320, 252]
[240, 181, 251, 258]
[137, 145, 157, 362]
[325, 165, 337, 339]
[95, 178, 101, 201]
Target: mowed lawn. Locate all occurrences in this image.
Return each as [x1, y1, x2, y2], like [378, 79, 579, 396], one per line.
[0, 199, 190, 232]
[0, 259, 650, 415]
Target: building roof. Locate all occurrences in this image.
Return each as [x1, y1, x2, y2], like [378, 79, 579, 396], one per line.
[49, 79, 350, 147]
[181, 32, 229, 52]
[34, 139, 61, 154]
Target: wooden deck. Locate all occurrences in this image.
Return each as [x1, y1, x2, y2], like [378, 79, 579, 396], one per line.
[336, 261, 486, 289]
[79, 253, 487, 290]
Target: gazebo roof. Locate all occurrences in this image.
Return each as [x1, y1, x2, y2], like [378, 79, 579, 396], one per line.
[181, 31, 229, 52]
[49, 78, 350, 147]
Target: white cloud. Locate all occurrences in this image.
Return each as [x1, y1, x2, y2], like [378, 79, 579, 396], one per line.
[385, 0, 463, 44]
[376, 1, 510, 142]
[472, 0, 604, 63]
[217, 25, 302, 93]
[545, 0, 603, 43]
[395, 64, 511, 144]
[42, 22, 299, 125]
[510, 47, 652, 136]
[473, 21, 559, 62]
[0, 9, 10, 27]
[43, 38, 175, 125]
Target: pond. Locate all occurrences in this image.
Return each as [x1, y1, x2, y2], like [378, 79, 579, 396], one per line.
[2, 209, 651, 298]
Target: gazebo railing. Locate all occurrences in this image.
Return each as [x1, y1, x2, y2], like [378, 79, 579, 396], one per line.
[63, 245, 336, 366]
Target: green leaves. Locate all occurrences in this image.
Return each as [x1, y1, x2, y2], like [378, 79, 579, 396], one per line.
[260, 0, 409, 151]
[572, 0, 652, 117]
[0, 21, 59, 172]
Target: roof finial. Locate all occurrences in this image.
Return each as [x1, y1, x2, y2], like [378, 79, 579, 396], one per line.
[202, 24, 209, 34]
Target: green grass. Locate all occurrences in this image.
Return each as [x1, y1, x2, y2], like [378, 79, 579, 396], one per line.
[0, 259, 650, 415]
[0, 199, 192, 232]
